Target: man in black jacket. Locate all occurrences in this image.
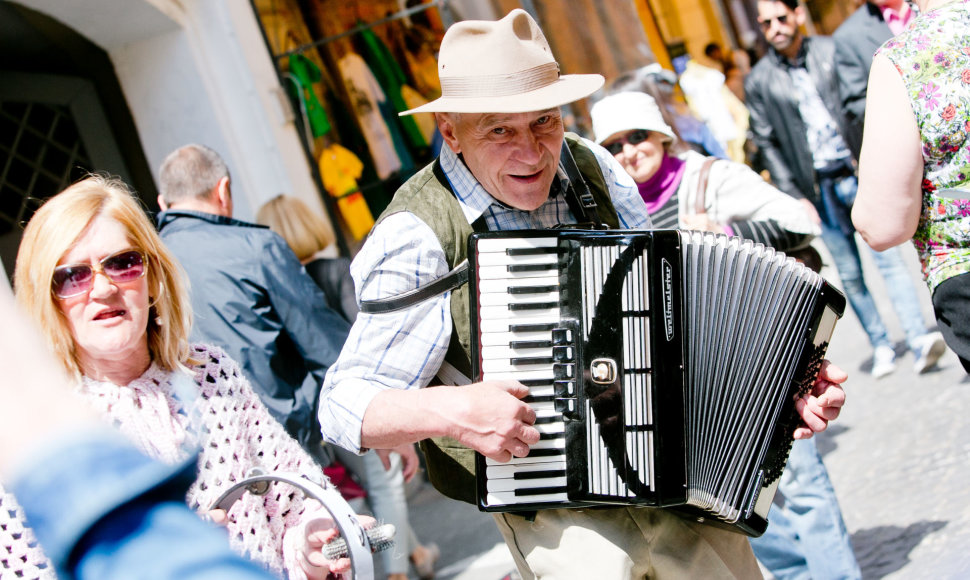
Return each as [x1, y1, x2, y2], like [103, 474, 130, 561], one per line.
[833, 0, 916, 159]
[745, 0, 943, 380]
[157, 144, 350, 461]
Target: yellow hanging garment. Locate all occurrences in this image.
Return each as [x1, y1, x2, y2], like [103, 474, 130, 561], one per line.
[319, 143, 374, 240]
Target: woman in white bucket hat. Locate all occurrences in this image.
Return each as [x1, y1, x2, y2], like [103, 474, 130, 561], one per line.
[320, 9, 848, 580]
[590, 90, 818, 254]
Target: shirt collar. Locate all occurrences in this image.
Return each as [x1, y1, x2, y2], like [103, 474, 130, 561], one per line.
[437, 143, 568, 225]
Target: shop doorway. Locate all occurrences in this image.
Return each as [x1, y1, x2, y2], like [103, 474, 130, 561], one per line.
[0, 1, 153, 282]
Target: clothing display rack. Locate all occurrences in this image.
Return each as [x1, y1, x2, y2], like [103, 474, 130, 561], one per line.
[275, 0, 453, 60]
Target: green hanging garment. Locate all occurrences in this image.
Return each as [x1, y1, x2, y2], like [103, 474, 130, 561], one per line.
[287, 53, 332, 138]
[358, 27, 427, 151]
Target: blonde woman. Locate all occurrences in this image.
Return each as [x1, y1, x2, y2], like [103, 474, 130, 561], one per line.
[3, 176, 358, 580]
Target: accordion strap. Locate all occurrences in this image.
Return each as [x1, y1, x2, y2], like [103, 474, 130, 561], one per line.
[560, 141, 609, 229]
[359, 259, 469, 314]
[693, 156, 718, 215]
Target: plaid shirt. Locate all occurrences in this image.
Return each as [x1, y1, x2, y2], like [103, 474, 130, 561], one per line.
[318, 138, 651, 452]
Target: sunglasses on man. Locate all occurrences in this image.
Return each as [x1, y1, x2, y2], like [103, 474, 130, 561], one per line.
[52, 249, 146, 299]
[603, 129, 653, 156]
[757, 13, 789, 31]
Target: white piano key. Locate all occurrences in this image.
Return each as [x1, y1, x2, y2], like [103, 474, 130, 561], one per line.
[530, 437, 565, 451]
[477, 237, 558, 253]
[482, 358, 555, 373]
[478, 290, 559, 307]
[478, 265, 560, 280]
[534, 420, 564, 435]
[524, 385, 556, 398]
[478, 275, 560, 294]
[486, 491, 569, 505]
[478, 305, 560, 321]
[479, 329, 553, 346]
[481, 345, 553, 360]
[483, 369, 554, 382]
[486, 475, 568, 492]
[486, 460, 566, 479]
[476, 252, 559, 267]
[485, 451, 565, 466]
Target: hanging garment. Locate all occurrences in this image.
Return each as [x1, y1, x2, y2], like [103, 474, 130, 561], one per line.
[319, 143, 374, 240]
[287, 53, 332, 137]
[358, 28, 427, 151]
[338, 52, 402, 179]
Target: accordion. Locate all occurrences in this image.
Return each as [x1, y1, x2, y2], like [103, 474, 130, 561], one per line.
[468, 229, 846, 536]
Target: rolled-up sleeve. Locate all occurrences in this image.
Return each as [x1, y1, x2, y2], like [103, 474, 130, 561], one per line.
[318, 212, 454, 453]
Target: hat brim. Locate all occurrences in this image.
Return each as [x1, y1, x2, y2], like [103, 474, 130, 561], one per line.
[400, 74, 605, 115]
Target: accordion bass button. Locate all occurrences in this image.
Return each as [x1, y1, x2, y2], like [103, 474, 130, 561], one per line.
[554, 364, 575, 379]
[551, 328, 573, 345]
[554, 380, 575, 396]
[553, 346, 574, 362]
[555, 398, 577, 415]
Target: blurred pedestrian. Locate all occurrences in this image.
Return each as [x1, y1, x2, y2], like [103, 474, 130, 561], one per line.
[156, 144, 350, 464]
[833, 0, 917, 159]
[590, 90, 816, 251]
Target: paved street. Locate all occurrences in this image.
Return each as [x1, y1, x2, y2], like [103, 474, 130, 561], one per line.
[390, 240, 970, 580]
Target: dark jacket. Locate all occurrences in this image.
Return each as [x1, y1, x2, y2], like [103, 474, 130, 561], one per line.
[745, 36, 857, 202]
[157, 209, 350, 454]
[833, 2, 894, 160]
[304, 257, 359, 324]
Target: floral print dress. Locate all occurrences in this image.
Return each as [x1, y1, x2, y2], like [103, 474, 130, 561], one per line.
[878, 0, 970, 292]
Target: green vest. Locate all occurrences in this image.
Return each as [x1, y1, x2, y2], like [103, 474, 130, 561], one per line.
[374, 133, 620, 504]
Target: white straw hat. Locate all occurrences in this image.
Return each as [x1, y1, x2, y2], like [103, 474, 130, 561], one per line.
[590, 91, 676, 145]
[400, 9, 604, 115]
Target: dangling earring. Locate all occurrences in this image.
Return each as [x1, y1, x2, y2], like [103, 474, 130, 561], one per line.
[150, 302, 162, 327]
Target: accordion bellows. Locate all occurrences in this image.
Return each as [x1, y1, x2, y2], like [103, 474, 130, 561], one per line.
[469, 229, 845, 536]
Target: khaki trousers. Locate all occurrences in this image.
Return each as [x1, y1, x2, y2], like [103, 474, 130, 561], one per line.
[493, 506, 763, 579]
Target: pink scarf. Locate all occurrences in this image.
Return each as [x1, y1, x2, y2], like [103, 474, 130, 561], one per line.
[636, 153, 686, 213]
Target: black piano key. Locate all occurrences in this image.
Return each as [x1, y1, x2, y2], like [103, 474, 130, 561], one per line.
[509, 340, 553, 349]
[522, 394, 556, 404]
[508, 285, 559, 295]
[525, 448, 565, 458]
[515, 485, 569, 496]
[508, 301, 558, 311]
[534, 416, 559, 425]
[507, 263, 558, 273]
[510, 322, 558, 332]
[510, 356, 555, 366]
[513, 469, 567, 480]
[519, 378, 554, 387]
[538, 431, 565, 440]
[506, 247, 560, 256]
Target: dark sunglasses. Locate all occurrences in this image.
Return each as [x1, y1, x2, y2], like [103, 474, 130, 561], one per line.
[603, 130, 652, 156]
[52, 249, 147, 299]
[758, 13, 789, 30]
